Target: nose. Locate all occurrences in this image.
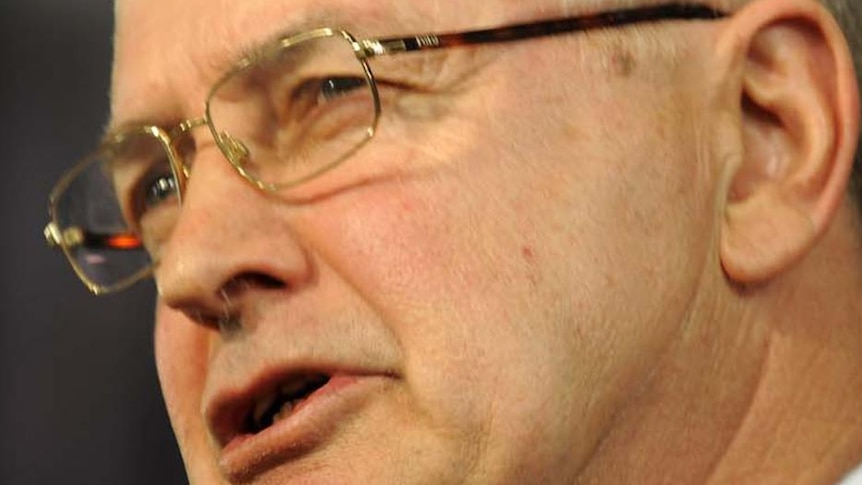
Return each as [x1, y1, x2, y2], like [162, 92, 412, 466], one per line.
[155, 145, 313, 332]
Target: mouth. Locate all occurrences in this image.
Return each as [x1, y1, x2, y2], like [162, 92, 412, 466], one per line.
[209, 371, 333, 449]
[206, 368, 392, 480]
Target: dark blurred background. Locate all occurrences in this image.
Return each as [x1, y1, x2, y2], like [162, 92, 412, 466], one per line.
[0, 0, 186, 482]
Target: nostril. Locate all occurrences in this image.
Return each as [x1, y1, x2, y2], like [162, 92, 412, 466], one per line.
[165, 273, 286, 332]
[179, 306, 226, 330]
[223, 272, 287, 296]
[252, 273, 286, 290]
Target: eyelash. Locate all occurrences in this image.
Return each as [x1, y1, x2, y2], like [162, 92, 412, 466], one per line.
[128, 165, 178, 224]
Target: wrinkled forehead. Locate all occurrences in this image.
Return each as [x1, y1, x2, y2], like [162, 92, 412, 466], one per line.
[110, 0, 565, 126]
[111, 0, 393, 124]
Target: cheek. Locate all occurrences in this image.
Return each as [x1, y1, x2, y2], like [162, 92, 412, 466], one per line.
[299, 53, 712, 477]
[154, 304, 207, 416]
[154, 305, 217, 477]
[304, 152, 619, 476]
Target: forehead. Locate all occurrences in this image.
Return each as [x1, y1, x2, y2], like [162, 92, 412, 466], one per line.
[111, 0, 382, 125]
[110, 0, 546, 127]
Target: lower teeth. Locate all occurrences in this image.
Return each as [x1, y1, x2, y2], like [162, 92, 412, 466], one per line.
[272, 399, 298, 423]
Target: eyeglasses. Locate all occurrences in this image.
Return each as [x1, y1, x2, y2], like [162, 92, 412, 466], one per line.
[44, 3, 725, 294]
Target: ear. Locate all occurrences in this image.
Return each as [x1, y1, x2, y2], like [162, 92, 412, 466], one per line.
[715, 0, 859, 284]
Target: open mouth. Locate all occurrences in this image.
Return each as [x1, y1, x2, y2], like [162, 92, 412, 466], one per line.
[210, 369, 393, 480]
[244, 373, 331, 434]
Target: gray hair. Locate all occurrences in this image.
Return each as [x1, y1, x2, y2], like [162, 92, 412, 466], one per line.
[826, 0, 862, 206]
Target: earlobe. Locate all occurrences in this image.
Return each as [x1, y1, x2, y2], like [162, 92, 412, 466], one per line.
[716, 0, 860, 284]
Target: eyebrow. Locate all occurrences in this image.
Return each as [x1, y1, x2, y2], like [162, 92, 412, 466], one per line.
[219, 11, 340, 75]
[225, 8, 427, 74]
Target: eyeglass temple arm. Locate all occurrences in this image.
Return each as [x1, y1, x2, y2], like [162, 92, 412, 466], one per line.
[359, 3, 726, 57]
[45, 222, 142, 250]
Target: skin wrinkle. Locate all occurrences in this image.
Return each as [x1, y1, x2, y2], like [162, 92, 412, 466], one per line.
[432, 58, 616, 478]
[700, 310, 772, 484]
[371, 49, 492, 129]
[299, 164, 489, 482]
[712, 339, 815, 483]
[714, 228, 862, 482]
[113, 3, 411, 128]
[585, 247, 719, 481]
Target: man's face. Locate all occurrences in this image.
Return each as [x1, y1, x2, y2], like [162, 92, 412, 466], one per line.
[113, 0, 721, 482]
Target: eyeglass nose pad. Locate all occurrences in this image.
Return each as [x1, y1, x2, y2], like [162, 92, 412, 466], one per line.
[218, 132, 250, 167]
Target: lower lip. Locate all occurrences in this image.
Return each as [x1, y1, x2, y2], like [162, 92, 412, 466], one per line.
[217, 374, 387, 482]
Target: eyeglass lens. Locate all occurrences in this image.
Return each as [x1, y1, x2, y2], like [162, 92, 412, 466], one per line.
[52, 31, 379, 290]
[206, 30, 377, 190]
[51, 131, 181, 290]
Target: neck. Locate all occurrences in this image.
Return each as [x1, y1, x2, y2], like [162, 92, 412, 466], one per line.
[577, 205, 862, 484]
[709, 205, 862, 484]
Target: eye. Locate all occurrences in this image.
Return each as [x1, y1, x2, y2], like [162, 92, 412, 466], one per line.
[288, 75, 369, 115]
[317, 76, 368, 102]
[136, 170, 178, 214]
[274, 75, 373, 142]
